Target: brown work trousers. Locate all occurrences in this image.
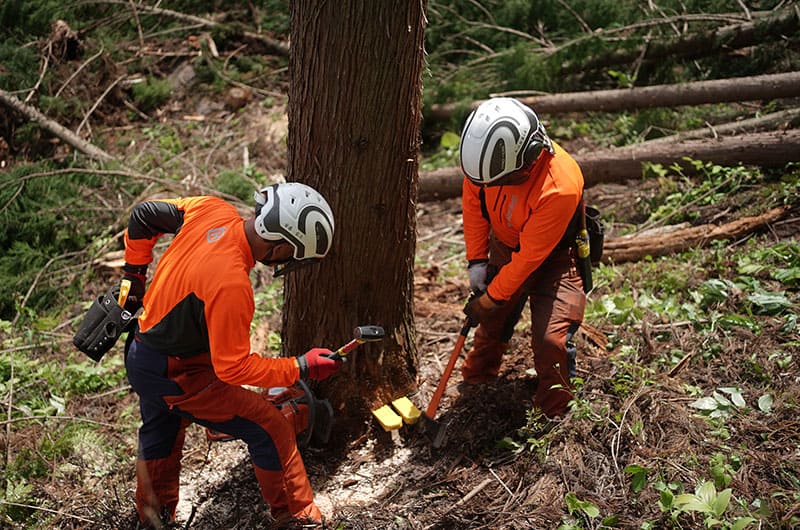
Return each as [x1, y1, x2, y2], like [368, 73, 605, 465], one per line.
[462, 237, 586, 417]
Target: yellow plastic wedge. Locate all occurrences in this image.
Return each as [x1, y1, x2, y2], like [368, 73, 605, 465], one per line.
[391, 396, 421, 425]
[372, 404, 403, 431]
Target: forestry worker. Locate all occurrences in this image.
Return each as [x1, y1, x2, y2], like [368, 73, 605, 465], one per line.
[459, 97, 587, 418]
[120, 183, 340, 527]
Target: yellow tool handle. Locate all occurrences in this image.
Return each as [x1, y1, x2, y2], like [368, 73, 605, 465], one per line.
[117, 279, 131, 307]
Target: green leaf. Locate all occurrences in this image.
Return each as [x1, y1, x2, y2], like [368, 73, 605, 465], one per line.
[582, 501, 600, 518]
[731, 517, 757, 530]
[747, 292, 792, 315]
[674, 493, 712, 513]
[697, 481, 716, 499]
[712, 488, 732, 516]
[713, 392, 733, 408]
[440, 131, 460, 149]
[658, 489, 674, 511]
[690, 397, 719, 411]
[565, 492, 580, 515]
[564, 493, 600, 518]
[758, 394, 773, 413]
[624, 465, 649, 493]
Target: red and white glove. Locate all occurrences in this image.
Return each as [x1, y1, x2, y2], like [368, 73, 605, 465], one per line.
[297, 348, 342, 381]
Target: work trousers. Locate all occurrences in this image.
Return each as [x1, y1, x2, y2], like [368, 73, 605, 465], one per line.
[125, 339, 319, 526]
[462, 238, 586, 417]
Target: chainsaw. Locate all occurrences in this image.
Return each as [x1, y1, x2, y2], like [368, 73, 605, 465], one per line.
[207, 325, 386, 447]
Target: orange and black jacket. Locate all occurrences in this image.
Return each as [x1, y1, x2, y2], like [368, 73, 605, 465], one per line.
[462, 141, 584, 302]
[124, 196, 299, 387]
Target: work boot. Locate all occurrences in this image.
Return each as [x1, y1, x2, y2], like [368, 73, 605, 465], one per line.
[270, 501, 323, 529]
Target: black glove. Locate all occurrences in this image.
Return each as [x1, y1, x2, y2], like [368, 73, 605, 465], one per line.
[297, 348, 342, 380]
[463, 292, 502, 326]
[120, 263, 147, 312]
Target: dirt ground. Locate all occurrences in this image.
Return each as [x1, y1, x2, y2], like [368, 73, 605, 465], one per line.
[4, 41, 798, 528]
[85, 184, 798, 530]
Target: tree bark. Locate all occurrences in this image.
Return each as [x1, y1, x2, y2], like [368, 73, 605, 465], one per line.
[284, 2, 426, 416]
[427, 71, 800, 123]
[418, 129, 800, 201]
[603, 206, 793, 263]
[560, 8, 800, 75]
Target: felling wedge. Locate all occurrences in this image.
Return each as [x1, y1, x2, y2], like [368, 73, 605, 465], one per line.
[370, 396, 422, 431]
[372, 404, 403, 431]
[391, 396, 421, 425]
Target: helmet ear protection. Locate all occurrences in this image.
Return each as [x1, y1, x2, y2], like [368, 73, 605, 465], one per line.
[520, 106, 552, 168]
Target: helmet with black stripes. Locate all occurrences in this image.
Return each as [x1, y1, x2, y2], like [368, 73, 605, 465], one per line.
[253, 183, 334, 260]
[459, 97, 553, 186]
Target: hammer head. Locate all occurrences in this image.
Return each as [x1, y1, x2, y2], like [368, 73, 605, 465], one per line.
[354, 325, 385, 342]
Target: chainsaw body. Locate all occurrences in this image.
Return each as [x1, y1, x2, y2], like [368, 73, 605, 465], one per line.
[206, 379, 334, 447]
[265, 379, 334, 447]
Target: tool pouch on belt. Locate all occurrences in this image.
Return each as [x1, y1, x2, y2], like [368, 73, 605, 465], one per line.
[574, 201, 605, 293]
[73, 287, 135, 362]
[585, 205, 604, 265]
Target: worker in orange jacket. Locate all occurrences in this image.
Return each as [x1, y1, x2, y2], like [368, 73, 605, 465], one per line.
[459, 97, 586, 418]
[120, 183, 339, 528]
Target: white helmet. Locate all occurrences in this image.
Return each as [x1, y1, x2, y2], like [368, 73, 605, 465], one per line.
[253, 183, 334, 260]
[459, 97, 553, 185]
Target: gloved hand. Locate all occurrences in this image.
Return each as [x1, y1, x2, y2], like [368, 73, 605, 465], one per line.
[120, 263, 147, 312]
[297, 348, 342, 381]
[463, 292, 502, 326]
[468, 260, 489, 294]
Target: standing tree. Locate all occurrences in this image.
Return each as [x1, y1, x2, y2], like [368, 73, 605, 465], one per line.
[283, 2, 427, 421]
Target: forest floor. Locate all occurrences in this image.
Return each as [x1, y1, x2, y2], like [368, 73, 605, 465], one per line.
[80, 180, 798, 530]
[3, 37, 799, 529]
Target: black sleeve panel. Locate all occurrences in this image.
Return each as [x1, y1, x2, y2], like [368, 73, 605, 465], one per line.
[128, 201, 185, 240]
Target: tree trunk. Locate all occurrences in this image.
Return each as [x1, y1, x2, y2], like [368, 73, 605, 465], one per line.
[284, 2, 426, 417]
[427, 71, 800, 123]
[560, 8, 799, 75]
[418, 129, 800, 201]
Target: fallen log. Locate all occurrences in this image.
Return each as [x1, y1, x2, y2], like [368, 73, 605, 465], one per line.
[640, 107, 800, 145]
[426, 71, 800, 123]
[560, 8, 799, 75]
[0, 88, 114, 163]
[603, 205, 793, 263]
[417, 129, 800, 201]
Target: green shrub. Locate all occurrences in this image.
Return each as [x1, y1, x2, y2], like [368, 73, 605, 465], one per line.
[131, 77, 172, 113]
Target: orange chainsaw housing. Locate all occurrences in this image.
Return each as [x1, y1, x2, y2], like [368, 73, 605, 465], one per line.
[206, 380, 333, 447]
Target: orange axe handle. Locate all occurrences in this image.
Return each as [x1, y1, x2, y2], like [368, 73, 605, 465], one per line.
[425, 317, 473, 419]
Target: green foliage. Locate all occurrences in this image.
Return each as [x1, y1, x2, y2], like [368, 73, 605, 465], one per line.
[0, 41, 39, 91]
[624, 464, 652, 493]
[0, 163, 137, 321]
[673, 481, 756, 529]
[131, 77, 172, 113]
[689, 387, 748, 420]
[0, 0, 70, 38]
[420, 131, 461, 170]
[641, 160, 756, 227]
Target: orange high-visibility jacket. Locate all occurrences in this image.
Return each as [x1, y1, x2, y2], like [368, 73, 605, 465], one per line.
[124, 196, 299, 387]
[462, 141, 584, 302]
